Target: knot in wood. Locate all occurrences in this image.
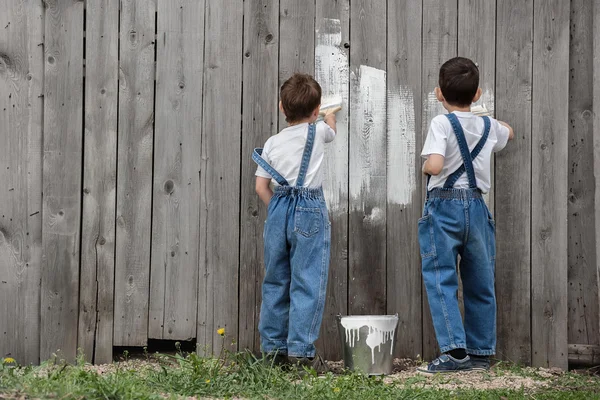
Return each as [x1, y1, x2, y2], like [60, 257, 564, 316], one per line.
[265, 33, 273, 43]
[58, 210, 64, 217]
[581, 109, 592, 119]
[129, 30, 137, 44]
[540, 228, 551, 241]
[244, 51, 251, 58]
[98, 237, 106, 245]
[83, 188, 90, 194]
[47, 55, 55, 65]
[178, 81, 185, 90]
[251, 209, 258, 217]
[100, 88, 106, 95]
[344, 42, 350, 49]
[164, 180, 175, 194]
[540, 143, 548, 150]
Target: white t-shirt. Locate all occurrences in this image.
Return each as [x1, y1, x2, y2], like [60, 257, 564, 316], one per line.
[421, 111, 510, 193]
[255, 121, 336, 188]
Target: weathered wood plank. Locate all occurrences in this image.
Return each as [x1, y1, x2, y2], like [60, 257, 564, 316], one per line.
[278, 0, 315, 129]
[531, 0, 569, 369]
[458, 0, 495, 210]
[567, 0, 599, 348]
[420, 0, 458, 361]
[114, 0, 156, 347]
[0, 0, 44, 365]
[594, 0, 600, 350]
[348, 0, 387, 316]
[238, 0, 280, 354]
[495, 0, 533, 365]
[569, 344, 600, 366]
[40, 0, 84, 362]
[386, 0, 422, 359]
[149, 0, 204, 342]
[197, 0, 242, 355]
[79, 0, 119, 364]
[314, 2, 350, 361]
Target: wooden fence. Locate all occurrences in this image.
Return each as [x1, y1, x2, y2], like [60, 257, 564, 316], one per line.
[1, 0, 599, 368]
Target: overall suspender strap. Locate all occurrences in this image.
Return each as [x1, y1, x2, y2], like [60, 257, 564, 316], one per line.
[442, 114, 490, 189]
[295, 122, 317, 187]
[252, 148, 290, 186]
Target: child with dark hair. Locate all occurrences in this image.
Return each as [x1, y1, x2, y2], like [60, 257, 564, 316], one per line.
[418, 57, 514, 373]
[253, 73, 339, 371]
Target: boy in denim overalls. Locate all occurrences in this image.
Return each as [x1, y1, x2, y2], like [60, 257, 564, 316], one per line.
[418, 57, 514, 373]
[253, 73, 339, 370]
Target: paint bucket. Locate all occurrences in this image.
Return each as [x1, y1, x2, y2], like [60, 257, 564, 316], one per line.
[336, 314, 399, 375]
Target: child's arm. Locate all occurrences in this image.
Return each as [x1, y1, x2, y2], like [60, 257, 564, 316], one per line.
[498, 120, 514, 140]
[422, 154, 445, 176]
[323, 106, 341, 133]
[255, 177, 273, 206]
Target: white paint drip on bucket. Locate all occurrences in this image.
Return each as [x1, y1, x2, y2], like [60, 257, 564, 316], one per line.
[340, 315, 398, 364]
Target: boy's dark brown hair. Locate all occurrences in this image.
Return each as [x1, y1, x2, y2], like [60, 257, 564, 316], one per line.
[280, 73, 321, 123]
[439, 57, 479, 107]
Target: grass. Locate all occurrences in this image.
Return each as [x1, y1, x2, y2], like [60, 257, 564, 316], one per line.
[1, 348, 599, 400]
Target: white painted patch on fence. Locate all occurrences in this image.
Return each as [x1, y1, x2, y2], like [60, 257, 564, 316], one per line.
[349, 65, 386, 207]
[316, 18, 349, 216]
[387, 86, 417, 206]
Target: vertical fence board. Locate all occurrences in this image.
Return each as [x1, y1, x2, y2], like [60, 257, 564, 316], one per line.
[593, 0, 600, 350]
[348, 0, 387, 316]
[420, 0, 458, 361]
[314, 1, 350, 360]
[40, 0, 84, 362]
[114, 0, 156, 346]
[531, 0, 569, 369]
[0, 0, 44, 365]
[197, 0, 242, 355]
[495, 0, 533, 365]
[239, 0, 280, 354]
[567, 0, 599, 347]
[458, 0, 496, 210]
[150, 0, 204, 341]
[386, 0, 422, 358]
[79, 0, 119, 364]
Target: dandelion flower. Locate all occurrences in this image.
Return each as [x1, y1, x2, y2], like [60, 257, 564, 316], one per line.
[205, 379, 211, 383]
[2, 357, 15, 364]
[333, 387, 341, 393]
[217, 328, 225, 336]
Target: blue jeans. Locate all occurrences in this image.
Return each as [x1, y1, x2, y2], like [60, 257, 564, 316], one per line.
[418, 188, 496, 356]
[259, 186, 331, 358]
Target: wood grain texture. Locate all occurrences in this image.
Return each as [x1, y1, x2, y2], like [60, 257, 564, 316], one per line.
[238, 0, 280, 354]
[114, 0, 156, 347]
[0, 0, 44, 365]
[79, 0, 118, 364]
[458, 0, 496, 210]
[348, 0, 387, 316]
[386, 0, 422, 359]
[494, 0, 533, 365]
[278, 0, 315, 130]
[420, 0, 458, 361]
[314, 3, 350, 360]
[40, 0, 84, 362]
[593, 0, 600, 351]
[197, 0, 242, 355]
[531, 0, 569, 369]
[149, 0, 203, 342]
[567, 0, 599, 347]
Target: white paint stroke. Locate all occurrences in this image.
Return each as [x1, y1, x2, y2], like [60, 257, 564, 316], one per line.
[349, 65, 386, 210]
[315, 18, 349, 216]
[387, 86, 417, 206]
[340, 315, 398, 364]
[471, 87, 495, 117]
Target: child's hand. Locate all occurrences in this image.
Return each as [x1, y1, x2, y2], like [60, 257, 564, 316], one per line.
[322, 106, 340, 134]
[321, 105, 342, 116]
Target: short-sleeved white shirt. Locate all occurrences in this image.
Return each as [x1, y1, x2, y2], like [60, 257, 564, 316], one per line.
[421, 111, 510, 193]
[255, 121, 336, 188]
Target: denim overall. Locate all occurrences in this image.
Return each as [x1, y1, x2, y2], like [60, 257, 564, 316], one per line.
[419, 114, 496, 356]
[252, 123, 331, 358]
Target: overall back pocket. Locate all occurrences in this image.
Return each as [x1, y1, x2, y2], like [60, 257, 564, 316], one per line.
[294, 207, 322, 238]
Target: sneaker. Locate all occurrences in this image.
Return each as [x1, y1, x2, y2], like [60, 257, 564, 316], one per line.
[417, 354, 472, 374]
[288, 354, 329, 374]
[469, 355, 491, 371]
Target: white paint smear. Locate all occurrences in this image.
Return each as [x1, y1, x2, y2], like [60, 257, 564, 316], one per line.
[349, 65, 386, 209]
[340, 315, 398, 364]
[315, 18, 349, 216]
[387, 86, 417, 206]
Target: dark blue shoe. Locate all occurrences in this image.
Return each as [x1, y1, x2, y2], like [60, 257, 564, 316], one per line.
[469, 355, 491, 371]
[417, 354, 472, 374]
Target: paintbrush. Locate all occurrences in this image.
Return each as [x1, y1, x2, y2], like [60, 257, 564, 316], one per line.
[470, 104, 492, 117]
[318, 95, 343, 120]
